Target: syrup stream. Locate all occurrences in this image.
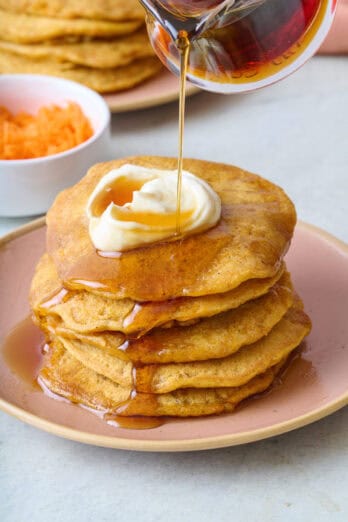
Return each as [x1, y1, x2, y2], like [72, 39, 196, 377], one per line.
[175, 31, 190, 235]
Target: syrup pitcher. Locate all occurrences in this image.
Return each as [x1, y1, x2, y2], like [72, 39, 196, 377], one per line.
[139, 0, 336, 92]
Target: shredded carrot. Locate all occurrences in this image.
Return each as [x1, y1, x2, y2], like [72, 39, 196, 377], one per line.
[0, 102, 93, 160]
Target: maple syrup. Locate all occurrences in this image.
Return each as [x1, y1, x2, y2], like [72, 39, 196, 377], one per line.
[104, 413, 163, 430]
[2, 316, 45, 389]
[90, 176, 146, 216]
[175, 31, 190, 234]
[111, 207, 192, 228]
[88, 167, 193, 237]
[146, 0, 332, 90]
[39, 287, 69, 310]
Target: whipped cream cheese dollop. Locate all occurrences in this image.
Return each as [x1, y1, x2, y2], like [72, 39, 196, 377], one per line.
[86, 164, 221, 252]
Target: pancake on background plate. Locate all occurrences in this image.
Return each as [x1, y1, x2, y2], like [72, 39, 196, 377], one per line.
[0, 28, 155, 69]
[0, 9, 143, 42]
[0, 1, 162, 93]
[0, 0, 145, 21]
[0, 51, 162, 93]
[29, 156, 311, 423]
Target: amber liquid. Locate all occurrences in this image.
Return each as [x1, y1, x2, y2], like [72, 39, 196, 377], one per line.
[91, 176, 146, 215]
[88, 170, 194, 237]
[175, 33, 190, 234]
[149, 0, 327, 86]
[2, 316, 45, 390]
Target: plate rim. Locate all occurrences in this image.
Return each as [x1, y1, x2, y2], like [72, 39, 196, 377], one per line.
[0, 217, 348, 452]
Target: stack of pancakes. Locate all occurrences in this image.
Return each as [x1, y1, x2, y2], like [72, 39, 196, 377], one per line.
[30, 157, 311, 419]
[0, 0, 162, 93]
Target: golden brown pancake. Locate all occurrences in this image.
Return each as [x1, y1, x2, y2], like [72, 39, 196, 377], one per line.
[39, 342, 284, 417]
[46, 157, 296, 301]
[0, 0, 145, 22]
[30, 253, 285, 336]
[0, 29, 154, 69]
[50, 271, 295, 367]
[136, 304, 310, 393]
[0, 51, 162, 93]
[0, 9, 143, 44]
[52, 300, 310, 393]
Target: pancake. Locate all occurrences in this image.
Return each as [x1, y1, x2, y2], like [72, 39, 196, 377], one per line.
[30, 253, 285, 336]
[0, 0, 145, 22]
[51, 271, 295, 366]
[0, 51, 162, 93]
[136, 304, 310, 393]
[46, 157, 296, 301]
[0, 9, 143, 44]
[0, 29, 154, 69]
[54, 299, 309, 392]
[39, 342, 284, 417]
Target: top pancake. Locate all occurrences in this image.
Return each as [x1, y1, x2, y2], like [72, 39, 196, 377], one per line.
[46, 157, 296, 301]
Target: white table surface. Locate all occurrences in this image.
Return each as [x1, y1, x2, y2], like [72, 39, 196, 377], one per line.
[1, 56, 348, 522]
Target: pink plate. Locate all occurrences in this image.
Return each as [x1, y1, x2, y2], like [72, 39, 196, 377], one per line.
[103, 68, 199, 112]
[0, 219, 348, 451]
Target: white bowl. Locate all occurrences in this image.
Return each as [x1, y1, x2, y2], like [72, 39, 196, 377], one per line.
[0, 74, 110, 217]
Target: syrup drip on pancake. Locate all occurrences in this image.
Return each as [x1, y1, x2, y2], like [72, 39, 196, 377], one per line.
[88, 169, 197, 253]
[62, 223, 234, 296]
[90, 176, 146, 216]
[89, 173, 171, 230]
[39, 287, 70, 309]
[88, 174, 189, 230]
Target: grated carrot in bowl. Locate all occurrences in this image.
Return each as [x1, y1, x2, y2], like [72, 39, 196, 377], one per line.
[0, 102, 93, 160]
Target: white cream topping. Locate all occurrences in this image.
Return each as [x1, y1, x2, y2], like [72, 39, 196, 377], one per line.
[86, 164, 221, 251]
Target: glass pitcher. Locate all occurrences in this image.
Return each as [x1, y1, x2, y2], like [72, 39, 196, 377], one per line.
[139, 0, 337, 93]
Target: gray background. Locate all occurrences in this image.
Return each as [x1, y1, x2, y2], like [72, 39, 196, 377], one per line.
[1, 55, 348, 521]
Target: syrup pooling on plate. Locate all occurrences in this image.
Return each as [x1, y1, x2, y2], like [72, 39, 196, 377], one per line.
[1, 314, 307, 427]
[2, 316, 45, 390]
[104, 413, 164, 430]
[1, 316, 165, 429]
[1, 317, 165, 428]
